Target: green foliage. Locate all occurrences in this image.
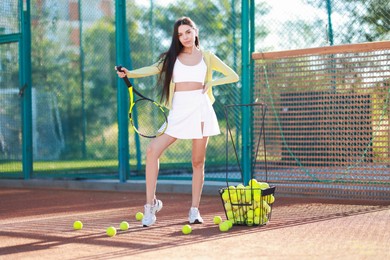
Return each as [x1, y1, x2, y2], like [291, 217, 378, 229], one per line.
[304, 0, 390, 42]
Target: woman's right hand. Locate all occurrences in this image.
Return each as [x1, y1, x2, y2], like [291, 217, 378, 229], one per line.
[115, 66, 128, 78]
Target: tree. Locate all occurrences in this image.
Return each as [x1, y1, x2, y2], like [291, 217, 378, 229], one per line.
[304, 0, 389, 43]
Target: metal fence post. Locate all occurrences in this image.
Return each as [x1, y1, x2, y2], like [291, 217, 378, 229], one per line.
[21, 0, 32, 180]
[326, 0, 334, 46]
[115, 0, 130, 183]
[241, 0, 251, 185]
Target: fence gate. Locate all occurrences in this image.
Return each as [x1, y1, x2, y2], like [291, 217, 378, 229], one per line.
[0, 1, 27, 179]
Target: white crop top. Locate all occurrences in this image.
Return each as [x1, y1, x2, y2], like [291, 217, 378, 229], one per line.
[173, 57, 207, 84]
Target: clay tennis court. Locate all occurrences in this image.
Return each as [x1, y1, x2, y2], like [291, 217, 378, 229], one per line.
[0, 186, 389, 260]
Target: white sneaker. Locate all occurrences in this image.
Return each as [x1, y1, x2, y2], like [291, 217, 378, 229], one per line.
[142, 199, 163, 227]
[188, 207, 204, 224]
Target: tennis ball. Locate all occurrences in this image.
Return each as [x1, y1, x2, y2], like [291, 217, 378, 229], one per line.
[106, 226, 117, 237]
[254, 207, 263, 217]
[73, 221, 83, 230]
[246, 209, 254, 219]
[225, 220, 233, 229]
[258, 182, 270, 190]
[236, 194, 242, 202]
[228, 185, 236, 194]
[248, 179, 260, 188]
[244, 188, 252, 203]
[264, 194, 275, 204]
[236, 184, 245, 194]
[219, 221, 229, 232]
[226, 210, 234, 220]
[213, 216, 222, 225]
[263, 201, 271, 214]
[222, 190, 230, 201]
[234, 211, 243, 224]
[246, 219, 254, 226]
[135, 212, 144, 221]
[182, 224, 192, 235]
[120, 221, 129, 231]
[229, 193, 238, 203]
[253, 192, 261, 202]
[236, 207, 245, 217]
[224, 202, 232, 211]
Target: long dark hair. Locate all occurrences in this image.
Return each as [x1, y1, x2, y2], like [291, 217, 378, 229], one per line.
[158, 17, 200, 104]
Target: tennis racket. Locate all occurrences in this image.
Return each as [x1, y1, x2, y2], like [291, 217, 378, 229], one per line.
[116, 65, 168, 138]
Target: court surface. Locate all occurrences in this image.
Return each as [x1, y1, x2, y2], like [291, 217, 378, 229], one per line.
[0, 188, 389, 260]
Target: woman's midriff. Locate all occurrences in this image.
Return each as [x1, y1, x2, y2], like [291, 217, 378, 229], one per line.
[175, 82, 204, 92]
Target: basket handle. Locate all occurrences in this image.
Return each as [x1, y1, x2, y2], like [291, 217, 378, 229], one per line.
[224, 102, 268, 188]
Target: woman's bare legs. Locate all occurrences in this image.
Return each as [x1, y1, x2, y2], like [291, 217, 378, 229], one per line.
[145, 134, 177, 204]
[191, 136, 209, 208]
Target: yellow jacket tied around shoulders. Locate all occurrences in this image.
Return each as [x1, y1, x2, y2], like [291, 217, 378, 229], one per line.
[125, 50, 239, 110]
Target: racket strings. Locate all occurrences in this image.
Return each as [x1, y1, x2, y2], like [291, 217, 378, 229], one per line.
[130, 99, 167, 138]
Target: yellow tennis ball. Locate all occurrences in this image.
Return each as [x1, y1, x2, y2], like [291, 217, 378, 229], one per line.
[248, 178, 260, 188]
[224, 202, 232, 211]
[264, 194, 275, 204]
[253, 192, 261, 202]
[246, 209, 254, 219]
[219, 221, 229, 232]
[236, 207, 245, 217]
[226, 210, 234, 220]
[246, 219, 254, 226]
[106, 226, 117, 237]
[263, 201, 271, 214]
[135, 212, 144, 221]
[225, 220, 233, 229]
[244, 188, 252, 202]
[228, 185, 236, 194]
[234, 211, 244, 224]
[258, 182, 270, 190]
[182, 224, 192, 235]
[73, 221, 83, 230]
[222, 190, 230, 201]
[229, 193, 238, 203]
[236, 184, 245, 194]
[213, 216, 222, 225]
[120, 221, 129, 231]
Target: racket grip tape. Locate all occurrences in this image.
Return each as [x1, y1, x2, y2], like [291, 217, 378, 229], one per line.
[116, 65, 132, 88]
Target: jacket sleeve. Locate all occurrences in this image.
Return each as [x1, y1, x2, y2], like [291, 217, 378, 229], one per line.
[206, 53, 239, 88]
[126, 61, 162, 78]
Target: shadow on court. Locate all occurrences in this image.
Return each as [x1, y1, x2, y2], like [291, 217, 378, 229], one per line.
[0, 188, 389, 259]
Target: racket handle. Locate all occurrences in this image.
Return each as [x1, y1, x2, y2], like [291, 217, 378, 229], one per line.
[116, 65, 132, 88]
[116, 65, 124, 72]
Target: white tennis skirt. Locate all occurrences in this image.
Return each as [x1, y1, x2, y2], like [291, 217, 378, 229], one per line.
[164, 89, 220, 139]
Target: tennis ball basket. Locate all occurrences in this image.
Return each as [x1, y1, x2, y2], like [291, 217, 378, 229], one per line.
[219, 103, 276, 227]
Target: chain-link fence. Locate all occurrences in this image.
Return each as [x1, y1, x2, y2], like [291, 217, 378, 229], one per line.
[1, 0, 389, 183]
[253, 42, 390, 200]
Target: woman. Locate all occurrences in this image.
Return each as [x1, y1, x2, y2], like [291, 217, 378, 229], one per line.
[116, 17, 239, 227]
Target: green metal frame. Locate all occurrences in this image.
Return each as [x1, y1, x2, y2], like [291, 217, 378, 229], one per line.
[7, 0, 255, 183]
[21, 0, 33, 180]
[0, 1, 30, 179]
[78, 0, 87, 159]
[241, 0, 254, 185]
[326, 0, 334, 46]
[115, 0, 130, 182]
